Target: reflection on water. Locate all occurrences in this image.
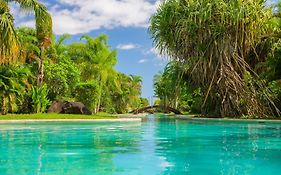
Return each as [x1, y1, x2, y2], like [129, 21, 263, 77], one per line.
[0, 116, 280, 175]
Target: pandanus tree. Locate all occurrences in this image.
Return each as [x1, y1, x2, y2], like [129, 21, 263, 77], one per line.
[150, 0, 279, 117]
[0, 0, 52, 86]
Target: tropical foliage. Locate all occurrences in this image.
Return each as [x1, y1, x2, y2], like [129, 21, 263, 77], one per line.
[31, 84, 50, 113]
[0, 65, 31, 114]
[0, 1, 145, 115]
[0, 29, 145, 114]
[154, 61, 203, 113]
[3, 0, 281, 118]
[0, 0, 52, 88]
[1, 24, 146, 115]
[150, 0, 281, 118]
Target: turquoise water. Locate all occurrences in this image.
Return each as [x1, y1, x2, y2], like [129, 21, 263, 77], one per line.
[0, 115, 280, 175]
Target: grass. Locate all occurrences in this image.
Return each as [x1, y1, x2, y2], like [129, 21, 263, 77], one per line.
[0, 113, 118, 120]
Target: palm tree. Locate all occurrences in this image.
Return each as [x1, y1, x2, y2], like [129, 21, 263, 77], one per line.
[111, 74, 143, 113]
[68, 35, 118, 113]
[54, 34, 71, 57]
[0, 0, 52, 86]
[82, 35, 118, 113]
[17, 27, 40, 63]
[153, 61, 186, 109]
[129, 75, 142, 96]
[150, 0, 279, 117]
[128, 75, 142, 109]
[0, 1, 18, 64]
[113, 73, 132, 113]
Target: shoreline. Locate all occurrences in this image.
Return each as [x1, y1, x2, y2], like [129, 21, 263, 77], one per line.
[116, 113, 149, 118]
[0, 118, 141, 123]
[176, 115, 281, 123]
[1, 113, 280, 123]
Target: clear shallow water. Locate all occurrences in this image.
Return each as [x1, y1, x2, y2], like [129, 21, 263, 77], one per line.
[0, 115, 280, 175]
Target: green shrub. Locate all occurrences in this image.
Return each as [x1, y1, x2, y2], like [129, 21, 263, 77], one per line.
[44, 57, 80, 100]
[0, 65, 31, 114]
[31, 84, 50, 113]
[74, 81, 99, 112]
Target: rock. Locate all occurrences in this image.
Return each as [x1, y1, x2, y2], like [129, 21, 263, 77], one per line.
[63, 102, 92, 115]
[47, 101, 92, 115]
[47, 100, 67, 113]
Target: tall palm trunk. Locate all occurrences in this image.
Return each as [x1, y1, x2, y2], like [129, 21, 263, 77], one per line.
[37, 47, 45, 86]
[93, 77, 103, 114]
[1, 95, 8, 115]
[96, 81, 103, 113]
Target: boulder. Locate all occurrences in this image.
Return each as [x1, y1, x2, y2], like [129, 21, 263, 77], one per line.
[47, 100, 67, 113]
[47, 101, 91, 115]
[63, 102, 92, 115]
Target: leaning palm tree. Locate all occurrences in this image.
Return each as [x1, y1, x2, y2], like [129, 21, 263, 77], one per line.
[0, 0, 52, 86]
[150, 0, 279, 117]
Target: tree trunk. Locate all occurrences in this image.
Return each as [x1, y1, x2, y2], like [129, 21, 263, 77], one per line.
[94, 80, 102, 114]
[1, 96, 8, 115]
[37, 48, 45, 86]
[96, 85, 102, 114]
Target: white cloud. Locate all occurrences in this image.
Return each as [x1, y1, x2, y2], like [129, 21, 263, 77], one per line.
[117, 43, 139, 50]
[52, 0, 161, 35]
[138, 59, 148, 64]
[12, 0, 161, 35]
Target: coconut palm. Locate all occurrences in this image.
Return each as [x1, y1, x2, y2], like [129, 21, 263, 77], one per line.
[129, 75, 142, 96]
[0, 1, 18, 64]
[0, 0, 52, 86]
[112, 73, 133, 113]
[127, 75, 142, 109]
[68, 35, 118, 113]
[82, 35, 118, 113]
[17, 27, 40, 63]
[150, 0, 279, 117]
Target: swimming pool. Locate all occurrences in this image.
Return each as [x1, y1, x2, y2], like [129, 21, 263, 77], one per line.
[0, 115, 280, 175]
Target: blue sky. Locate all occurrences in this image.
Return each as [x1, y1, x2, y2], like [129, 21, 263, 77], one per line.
[12, 0, 166, 99]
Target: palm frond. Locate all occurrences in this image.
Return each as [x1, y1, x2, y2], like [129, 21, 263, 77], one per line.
[17, 0, 53, 48]
[0, 1, 19, 64]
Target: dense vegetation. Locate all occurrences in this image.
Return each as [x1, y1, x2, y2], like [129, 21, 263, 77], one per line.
[2, 0, 281, 118]
[151, 0, 281, 118]
[0, 0, 147, 115]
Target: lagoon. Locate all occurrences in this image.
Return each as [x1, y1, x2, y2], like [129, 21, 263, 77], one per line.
[0, 115, 280, 175]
